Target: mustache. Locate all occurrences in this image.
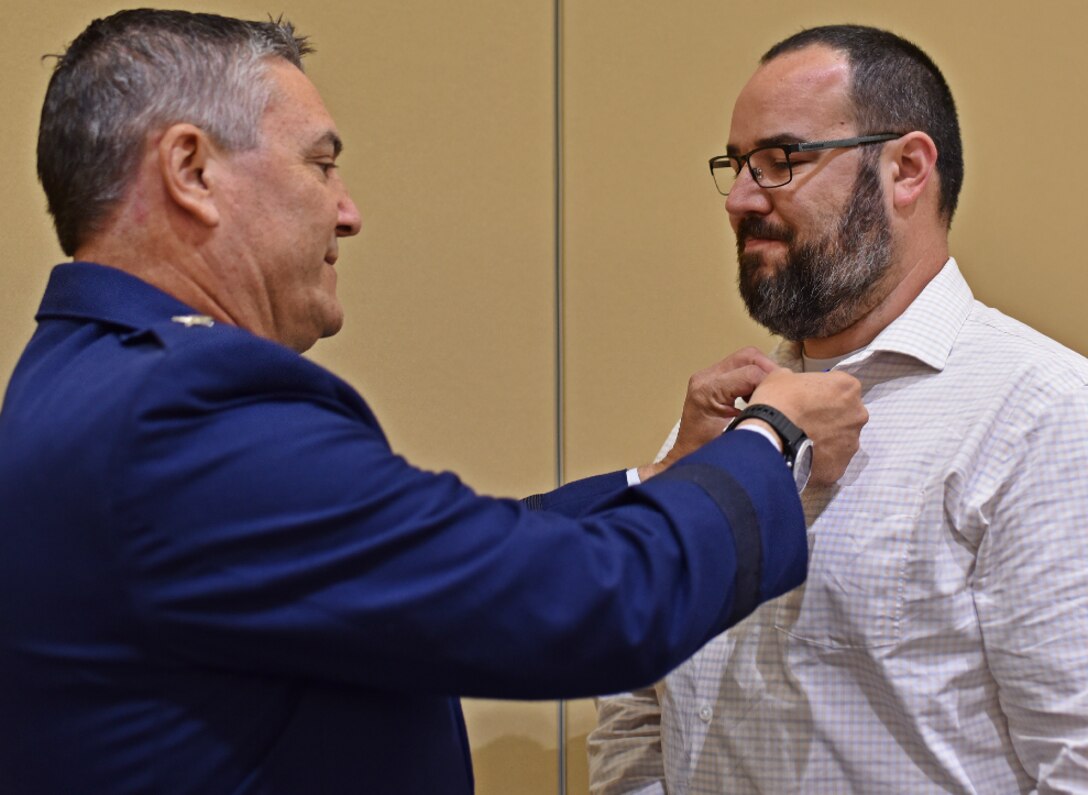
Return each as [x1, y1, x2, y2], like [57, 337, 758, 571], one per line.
[736, 217, 794, 248]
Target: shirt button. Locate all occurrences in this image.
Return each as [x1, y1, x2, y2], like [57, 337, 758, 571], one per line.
[698, 705, 713, 723]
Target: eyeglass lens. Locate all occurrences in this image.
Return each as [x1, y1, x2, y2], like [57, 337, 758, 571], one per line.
[712, 147, 792, 194]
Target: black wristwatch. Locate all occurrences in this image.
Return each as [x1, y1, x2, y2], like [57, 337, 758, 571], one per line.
[726, 404, 813, 491]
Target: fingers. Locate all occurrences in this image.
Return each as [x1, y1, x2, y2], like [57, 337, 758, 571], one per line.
[747, 370, 868, 487]
[715, 346, 777, 377]
[688, 347, 780, 411]
[643, 350, 869, 487]
[687, 363, 770, 413]
[808, 383, 868, 485]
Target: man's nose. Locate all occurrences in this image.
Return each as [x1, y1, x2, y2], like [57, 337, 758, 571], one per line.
[725, 165, 773, 220]
[337, 192, 362, 237]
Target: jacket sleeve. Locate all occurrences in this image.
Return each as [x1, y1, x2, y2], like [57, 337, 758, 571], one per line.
[109, 332, 806, 700]
[521, 470, 629, 516]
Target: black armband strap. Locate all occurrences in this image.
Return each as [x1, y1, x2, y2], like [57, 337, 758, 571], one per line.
[654, 463, 763, 626]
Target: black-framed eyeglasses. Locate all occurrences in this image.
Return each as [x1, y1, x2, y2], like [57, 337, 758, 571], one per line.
[708, 132, 904, 196]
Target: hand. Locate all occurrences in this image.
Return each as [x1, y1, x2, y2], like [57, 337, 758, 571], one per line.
[747, 368, 867, 485]
[639, 347, 776, 480]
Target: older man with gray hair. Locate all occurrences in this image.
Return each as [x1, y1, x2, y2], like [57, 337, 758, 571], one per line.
[0, 10, 868, 794]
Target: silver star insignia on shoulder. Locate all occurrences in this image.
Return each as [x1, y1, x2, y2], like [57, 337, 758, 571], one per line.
[170, 315, 215, 328]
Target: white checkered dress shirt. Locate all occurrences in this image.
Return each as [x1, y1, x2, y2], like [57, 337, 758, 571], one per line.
[587, 260, 1088, 793]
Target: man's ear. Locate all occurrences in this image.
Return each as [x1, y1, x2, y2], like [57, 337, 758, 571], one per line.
[158, 123, 223, 227]
[888, 131, 938, 211]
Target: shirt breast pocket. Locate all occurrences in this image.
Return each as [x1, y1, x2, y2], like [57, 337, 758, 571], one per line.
[775, 485, 925, 649]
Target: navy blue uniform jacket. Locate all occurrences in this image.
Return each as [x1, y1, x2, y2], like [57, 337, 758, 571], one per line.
[0, 263, 806, 794]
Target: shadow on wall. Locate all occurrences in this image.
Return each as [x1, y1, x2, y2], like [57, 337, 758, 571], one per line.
[566, 729, 591, 793]
[472, 734, 558, 795]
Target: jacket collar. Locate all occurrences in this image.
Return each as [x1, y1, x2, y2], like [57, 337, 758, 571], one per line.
[36, 261, 197, 332]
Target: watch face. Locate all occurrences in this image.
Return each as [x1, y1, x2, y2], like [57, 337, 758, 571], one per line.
[793, 438, 814, 491]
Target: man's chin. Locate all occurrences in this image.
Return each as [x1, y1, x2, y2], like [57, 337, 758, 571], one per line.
[294, 302, 344, 352]
[320, 306, 345, 340]
[737, 250, 788, 285]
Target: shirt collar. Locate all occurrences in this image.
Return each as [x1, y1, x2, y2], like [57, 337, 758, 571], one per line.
[775, 258, 971, 373]
[35, 261, 197, 332]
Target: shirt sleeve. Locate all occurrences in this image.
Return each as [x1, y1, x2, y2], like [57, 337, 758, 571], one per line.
[973, 385, 1088, 789]
[585, 426, 677, 794]
[587, 687, 667, 794]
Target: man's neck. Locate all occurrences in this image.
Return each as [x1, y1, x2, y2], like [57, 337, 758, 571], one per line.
[75, 235, 236, 329]
[803, 248, 949, 359]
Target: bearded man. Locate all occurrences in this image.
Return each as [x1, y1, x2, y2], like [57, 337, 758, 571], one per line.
[588, 24, 1088, 794]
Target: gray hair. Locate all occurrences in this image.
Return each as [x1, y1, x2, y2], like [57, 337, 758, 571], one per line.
[37, 9, 313, 255]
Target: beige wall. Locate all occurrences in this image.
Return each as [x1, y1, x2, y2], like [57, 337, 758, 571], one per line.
[5, 2, 1088, 794]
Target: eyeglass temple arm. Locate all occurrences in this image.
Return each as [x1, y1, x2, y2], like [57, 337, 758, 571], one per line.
[795, 133, 902, 153]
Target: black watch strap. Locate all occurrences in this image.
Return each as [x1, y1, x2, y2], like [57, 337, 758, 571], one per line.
[726, 404, 808, 467]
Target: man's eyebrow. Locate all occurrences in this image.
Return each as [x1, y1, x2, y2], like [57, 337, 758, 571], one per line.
[726, 132, 808, 155]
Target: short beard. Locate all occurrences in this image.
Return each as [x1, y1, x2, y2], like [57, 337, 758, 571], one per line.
[736, 157, 893, 341]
